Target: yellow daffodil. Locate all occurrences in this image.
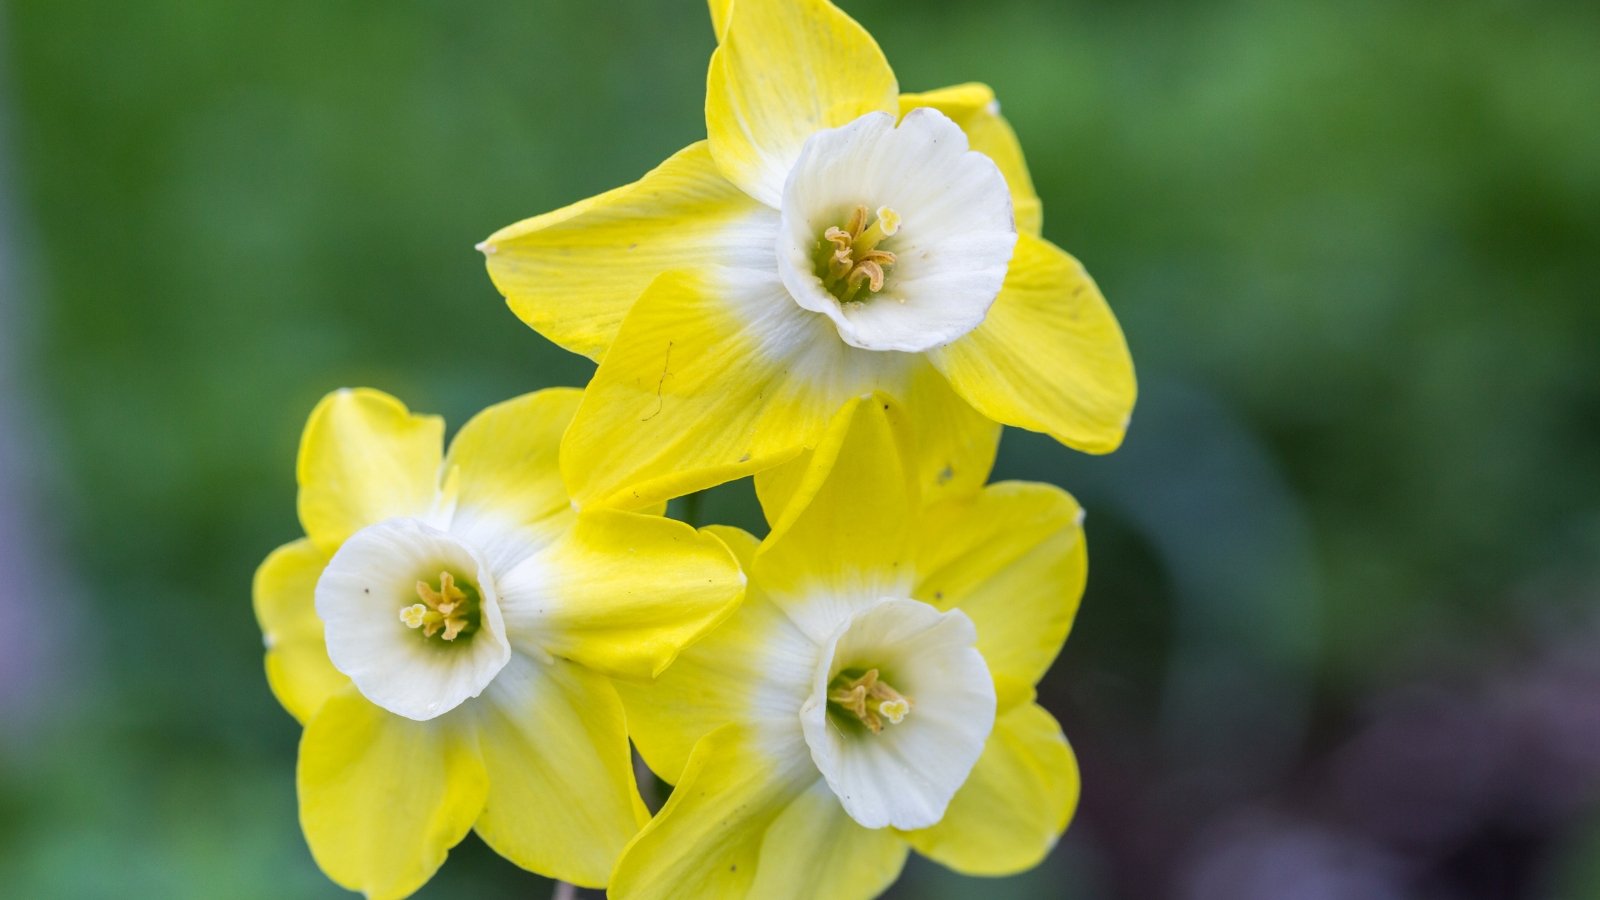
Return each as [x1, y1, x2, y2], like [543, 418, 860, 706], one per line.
[479, 0, 1135, 511]
[252, 387, 744, 898]
[611, 396, 1085, 899]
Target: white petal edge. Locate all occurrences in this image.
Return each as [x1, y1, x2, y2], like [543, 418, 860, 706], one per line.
[777, 109, 1016, 353]
[799, 598, 996, 829]
[316, 517, 511, 720]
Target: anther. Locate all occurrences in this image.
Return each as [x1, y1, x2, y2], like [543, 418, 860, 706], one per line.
[817, 204, 899, 302]
[401, 571, 475, 641]
[826, 668, 913, 734]
[854, 205, 900, 254]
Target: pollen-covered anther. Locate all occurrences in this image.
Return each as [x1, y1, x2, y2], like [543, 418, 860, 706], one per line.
[818, 204, 901, 304]
[400, 570, 476, 641]
[827, 668, 913, 734]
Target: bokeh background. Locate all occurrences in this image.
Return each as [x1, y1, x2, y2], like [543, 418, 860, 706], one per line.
[3, 0, 1598, 897]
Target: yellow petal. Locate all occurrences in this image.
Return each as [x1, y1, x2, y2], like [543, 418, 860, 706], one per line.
[914, 482, 1086, 687]
[471, 655, 647, 887]
[704, 522, 761, 569]
[750, 453, 808, 533]
[442, 388, 578, 529]
[560, 268, 903, 510]
[899, 361, 1001, 505]
[253, 538, 345, 725]
[296, 388, 444, 550]
[748, 781, 909, 899]
[708, 0, 731, 40]
[609, 725, 816, 900]
[706, 0, 898, 206]
[753, 395, 919, 625]
[480, 143, 777, 361]
[297, 689, 487, 900]
[899, 84, 1042, 236]
[616, 528, 815, 784]
[497, 510, 745, 681]
[930, 233, 1136, 454]
[755, 361, 1000, 522]
[902, 702, 1080, 876]
[993, 671, 1038, 714]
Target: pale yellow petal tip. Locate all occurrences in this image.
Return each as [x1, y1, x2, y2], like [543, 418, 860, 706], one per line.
[985, 98, 1001, 116]
[1075, 507, 1086, 527]
[475, 240, 498, 256]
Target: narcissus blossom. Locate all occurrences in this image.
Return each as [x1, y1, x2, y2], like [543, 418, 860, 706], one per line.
[480, 0, 1135, 511]
[611, 396, 1086, 899]
[252, 387, 743, 898]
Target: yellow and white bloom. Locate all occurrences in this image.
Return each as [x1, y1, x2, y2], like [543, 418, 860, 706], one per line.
[612, 396, 1085, 899]
[252, 387, 744, 898]
[480, 0, 1135, 511]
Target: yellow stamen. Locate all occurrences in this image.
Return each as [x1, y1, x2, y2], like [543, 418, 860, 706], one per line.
[817, 204, 899, 302]
[401, 571, 476, 641]
[399, 603, 430, 629]
[854, 205, 900, 254]
[827, 668, 913, 734]
[878, 697, 910, 724]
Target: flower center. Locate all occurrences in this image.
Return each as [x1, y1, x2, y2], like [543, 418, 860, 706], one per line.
[815, 204, 901, 305]
[826, 667, 912, 734]
[400, 570, 479, 642]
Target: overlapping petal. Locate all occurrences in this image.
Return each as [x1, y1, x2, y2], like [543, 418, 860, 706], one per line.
[493, 510, 744, 681]
[617, 526, 816, 784]
[931, 233, 1136, 454]
[753, 363, 1000, 523]
[748, 780, 909, 899]
[479, 143, 778, 360]
[609, 725, 819, 900]
[899, 84, 1043, 236]
[902, 702, 1080, 876]
[253, 538, 344, 724]
[707, 0, 732, 40]
[471, 654, 648, 888]
[753, 396, 919, 642]
[297, 689, 487, 900]
[442, 388, 579, 530]
[296, 388, 444, 550]
[706, 0, 899, 206]
[915, 481, 1087, 687]
[560, 268, 907, 510]
[902, 361, 1003, 503]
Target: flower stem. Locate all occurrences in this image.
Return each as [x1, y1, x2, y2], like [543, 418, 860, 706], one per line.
[681, 489, 703, 527]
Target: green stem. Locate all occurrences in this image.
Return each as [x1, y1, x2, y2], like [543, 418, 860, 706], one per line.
[681, 489, 703, 528]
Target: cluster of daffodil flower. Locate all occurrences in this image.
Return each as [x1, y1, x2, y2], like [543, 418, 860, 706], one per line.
[251, 1, 1135, 897]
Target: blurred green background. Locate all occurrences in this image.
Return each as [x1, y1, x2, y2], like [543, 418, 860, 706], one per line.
[3, 0, 1598, 897]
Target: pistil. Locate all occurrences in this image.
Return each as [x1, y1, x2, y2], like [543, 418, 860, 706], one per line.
[827, 668, 912, 734]
[819, 205, 900, 304]
[400, 571, 476, 641]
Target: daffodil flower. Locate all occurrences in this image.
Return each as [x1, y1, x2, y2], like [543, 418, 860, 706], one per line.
[479, 0, 1136, 511]
[252, 387, 744, 898]
[611, 396, 1085, 898]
